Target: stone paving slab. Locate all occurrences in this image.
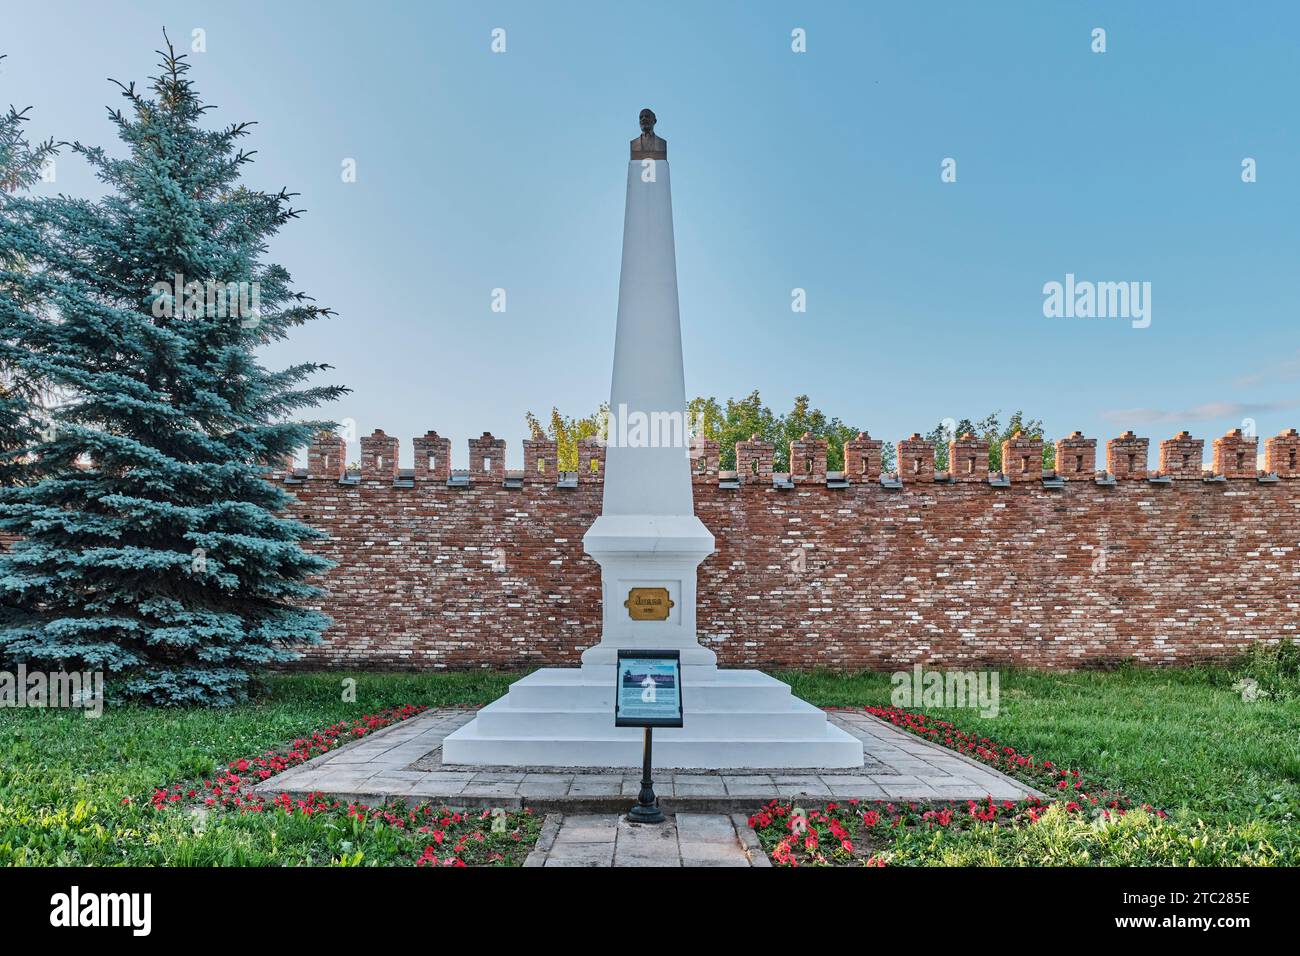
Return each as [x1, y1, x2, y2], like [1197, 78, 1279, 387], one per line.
[251, 707, 1044, 810]
[523, 812, 766, 867]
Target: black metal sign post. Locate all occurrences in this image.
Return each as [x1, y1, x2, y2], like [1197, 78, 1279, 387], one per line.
[628, 727, 664, 823]
[614, 649, 683, 825]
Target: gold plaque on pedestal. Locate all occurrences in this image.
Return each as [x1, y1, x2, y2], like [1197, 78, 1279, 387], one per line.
[625, 587, 673, 621]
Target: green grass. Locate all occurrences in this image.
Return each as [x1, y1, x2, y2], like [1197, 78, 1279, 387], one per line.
[775, 665, 1300, 819]
[764, 665, 1300, 865]
[3, 666, 1296, 866]
[0, 671, 526, 866]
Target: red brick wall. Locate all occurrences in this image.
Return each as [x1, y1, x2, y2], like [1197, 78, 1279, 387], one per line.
[288, 474, 1300, 670]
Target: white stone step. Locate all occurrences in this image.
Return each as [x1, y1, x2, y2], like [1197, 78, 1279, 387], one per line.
[505, 666, 795, 711]
[441, 665, 866, 769]
[474, 698, 831, 739]
[441, 722, 864, 770]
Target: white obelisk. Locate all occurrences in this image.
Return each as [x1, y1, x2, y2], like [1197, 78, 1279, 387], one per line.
[578, 112, 717, 676]
[441, 112, 862, 769]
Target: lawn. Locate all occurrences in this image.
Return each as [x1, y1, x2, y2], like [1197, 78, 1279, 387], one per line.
[761, 663, 1300, 866]
[777, 665, 1300, 818]
[1, 664, 1296, 866]
[0, 672, 537, 866]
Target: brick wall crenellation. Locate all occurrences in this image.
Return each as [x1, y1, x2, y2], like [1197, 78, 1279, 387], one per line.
[281, 426, 1300, 670]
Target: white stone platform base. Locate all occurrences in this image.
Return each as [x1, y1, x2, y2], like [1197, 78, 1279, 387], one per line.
[440, 665, 864, 769]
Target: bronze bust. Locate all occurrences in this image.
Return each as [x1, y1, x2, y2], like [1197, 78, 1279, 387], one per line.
[630, 108, 667, 160]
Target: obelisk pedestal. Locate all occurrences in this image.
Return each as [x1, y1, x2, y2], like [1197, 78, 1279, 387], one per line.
[440, 112, 862, 769]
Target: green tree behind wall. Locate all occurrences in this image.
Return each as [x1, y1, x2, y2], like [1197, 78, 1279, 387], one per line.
[535, 392, 899, 474]
[0, 65, 59, 487]
[525, 405, 609, 471]
[926, 410, 1054, 471]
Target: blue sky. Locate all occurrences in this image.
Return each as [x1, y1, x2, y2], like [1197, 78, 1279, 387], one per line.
[4, 1, 1298, 466]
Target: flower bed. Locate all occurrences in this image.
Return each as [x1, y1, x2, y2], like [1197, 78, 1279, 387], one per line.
[125, 703, 541, 866]
[745, 797, 1269, 867]
[750, 705, 1180, 867]
[134, 704, 429, 812]
[750, 798, 1024, 867]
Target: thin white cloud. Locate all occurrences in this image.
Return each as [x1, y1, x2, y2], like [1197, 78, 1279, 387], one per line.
[1235, 351, 1300, 388]
[1101, 400, 1300, 426]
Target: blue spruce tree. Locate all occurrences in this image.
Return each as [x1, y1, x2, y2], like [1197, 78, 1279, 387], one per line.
[0, 39, 346, 704]
[1, 57, 59, 486]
